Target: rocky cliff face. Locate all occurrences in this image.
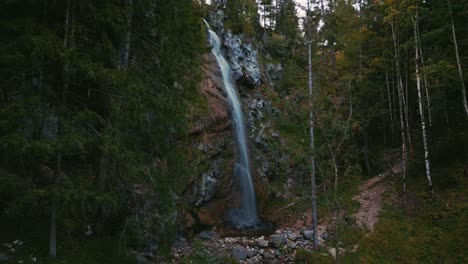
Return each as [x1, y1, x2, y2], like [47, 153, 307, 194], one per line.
[182, 18, 292, 229]
[183, 53, 234, 227]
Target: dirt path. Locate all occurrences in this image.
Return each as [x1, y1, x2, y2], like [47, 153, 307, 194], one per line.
[167, 164, 402, 263]
[352, 163, 401, 232]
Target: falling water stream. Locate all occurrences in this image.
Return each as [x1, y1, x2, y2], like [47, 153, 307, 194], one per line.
[204, 20, 259, 228]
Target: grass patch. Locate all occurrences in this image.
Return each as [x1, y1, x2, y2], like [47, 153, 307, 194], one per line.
[294, 248, 333, 264]
[348, 162, 468, 263]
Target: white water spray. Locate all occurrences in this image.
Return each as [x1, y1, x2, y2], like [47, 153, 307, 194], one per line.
[203, 20, 259, 228]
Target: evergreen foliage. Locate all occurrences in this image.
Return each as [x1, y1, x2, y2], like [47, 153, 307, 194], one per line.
[0, 0, 205, 257]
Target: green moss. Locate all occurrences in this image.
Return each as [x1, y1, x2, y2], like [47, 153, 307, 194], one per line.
[294, 248, 333, 264]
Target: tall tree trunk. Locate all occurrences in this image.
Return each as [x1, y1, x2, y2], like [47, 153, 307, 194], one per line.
[121, 0, 133, 70]
[391, 21, 408, 193]
[386, 72, 394, 143]
[447, 0, 468, 118]
[307, 0, 319, 249]
[50, 0, 73, 257]
[414, 13, 434, 195]
[382, 89, 387, 145]
[417, 23, 432, 127]
[49, 205, 57, 257]
[403, 50, 412, 155]
[49, 0, 70, 258]
[441, 79, 449, 125]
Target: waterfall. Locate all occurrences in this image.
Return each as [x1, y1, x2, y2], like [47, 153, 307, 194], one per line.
[203, 20, 259, 228]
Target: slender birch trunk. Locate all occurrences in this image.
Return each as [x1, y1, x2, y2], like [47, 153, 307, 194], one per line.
[307, 0, 319, 249]
[414, 13, 434, 195]
[416, 23, 432, 127]
[392, 73, 398, 133]
[396, 24, 412, 155]
[391, 21, 407, 193]
[447, 0, 468, 118]
[403, 54, 412, 155]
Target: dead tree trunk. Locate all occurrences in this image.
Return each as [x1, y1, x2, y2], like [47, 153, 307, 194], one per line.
[307, 0, 319, 249]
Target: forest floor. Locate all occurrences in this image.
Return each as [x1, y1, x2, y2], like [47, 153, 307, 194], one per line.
[174, 161, 467, 264]
[1, 162, 465, 264]
[172, 164, 402, 264]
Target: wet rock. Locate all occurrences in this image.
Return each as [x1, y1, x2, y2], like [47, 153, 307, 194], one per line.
[223, 33, 261, 88]
[198, 230, 219, 240]
[208, 9, 225, 31]
[231, 247, 248, 261]
[195, 172, 218, 206]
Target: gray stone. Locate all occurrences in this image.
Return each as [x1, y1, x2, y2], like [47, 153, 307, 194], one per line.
[197, 172, 218, 205]
[256, 238, 269, 248]
[269, 234, 287, 248]
[232, 247, 248, 261]
[285, 230, 300, 241]
[247, 249, 256, 258]
[197, 230, 219, 240]
[303, 230, 314, 240]
[136, 254, 151, 264]
[263, 251, 275, 259]
[287, 240, 297, 249]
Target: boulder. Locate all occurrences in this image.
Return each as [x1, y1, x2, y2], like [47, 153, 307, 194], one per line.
[198, 230, 219, 240]
[303, 230, 314, 240]
[231, 247, 248, 261]
[269, 234, 287, 248]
